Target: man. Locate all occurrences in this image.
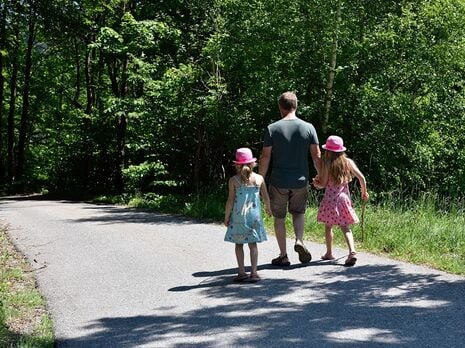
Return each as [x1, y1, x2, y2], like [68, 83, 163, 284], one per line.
[259, 91, 321, 266]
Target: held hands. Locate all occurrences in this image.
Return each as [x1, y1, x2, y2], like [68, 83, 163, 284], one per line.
[312, 175, 324, 189]
[264, 205, 272, 216]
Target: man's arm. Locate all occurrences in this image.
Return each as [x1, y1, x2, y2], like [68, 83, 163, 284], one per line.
[259, 146, 272, 177]
[310, 144, 321, 175]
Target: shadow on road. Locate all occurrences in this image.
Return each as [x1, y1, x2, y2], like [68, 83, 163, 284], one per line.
[72, 205, 200, 225]
[57, 264, 465, 347]
[0, 197, 200, 226]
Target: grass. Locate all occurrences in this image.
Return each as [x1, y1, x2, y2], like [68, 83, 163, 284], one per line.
[0, 226, 54, 348]
[96, 189, 465, 276]
[95, 188, 226, 221]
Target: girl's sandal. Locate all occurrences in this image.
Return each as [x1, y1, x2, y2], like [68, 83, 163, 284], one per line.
[249, 273, 261, 283]
[321, 254, 336, 261]
[233, 273, 249, 283]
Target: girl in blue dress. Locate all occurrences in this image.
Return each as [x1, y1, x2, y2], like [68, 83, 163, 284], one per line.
[224, 148, 272, 282]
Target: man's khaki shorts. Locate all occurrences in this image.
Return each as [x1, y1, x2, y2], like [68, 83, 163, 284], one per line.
[269, 185, 308, 219]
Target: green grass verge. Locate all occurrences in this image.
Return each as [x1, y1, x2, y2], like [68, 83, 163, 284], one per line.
[292, 204, 465, 275]
[0, 227, 54, 348]
[94, 190, 465, 276]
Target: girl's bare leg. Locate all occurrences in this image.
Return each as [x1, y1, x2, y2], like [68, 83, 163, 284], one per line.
[340, 225, 356, 254]
[249, 243, 258, 275]
[323, 224, 335, 258]
[235, 244, 246, 275]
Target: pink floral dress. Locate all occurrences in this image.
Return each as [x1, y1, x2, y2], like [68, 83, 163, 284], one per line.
[317, 179, 359, 226]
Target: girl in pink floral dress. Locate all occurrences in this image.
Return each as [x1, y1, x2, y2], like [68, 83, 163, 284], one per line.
[313, 136, 369, 266]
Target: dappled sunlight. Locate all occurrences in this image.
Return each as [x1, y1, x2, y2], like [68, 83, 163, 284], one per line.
[325, 328, 407, 344]
[374, 299, 449, 308]
[56, 263, 465, 347]
[269, 287, 330, 305]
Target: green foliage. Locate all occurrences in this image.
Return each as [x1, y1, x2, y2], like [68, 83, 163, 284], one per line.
[128, 193, 184, 213]
[1, 0, 465, 201]
[183, 188, 227, 220]
[122, 161, 175, 193]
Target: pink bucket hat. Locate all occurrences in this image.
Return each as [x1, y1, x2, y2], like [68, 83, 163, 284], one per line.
[233, 147, 257, 164]
[322, 135, 347, 152]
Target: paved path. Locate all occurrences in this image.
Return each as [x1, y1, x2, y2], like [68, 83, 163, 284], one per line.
[1, 197, 464, 347]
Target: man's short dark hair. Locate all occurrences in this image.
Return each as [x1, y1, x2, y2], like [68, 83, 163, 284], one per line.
[278, 92, 297, 111]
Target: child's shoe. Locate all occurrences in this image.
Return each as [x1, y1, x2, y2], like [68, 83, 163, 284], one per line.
[321, 254, 336, 260]
[233, 273, 249, 283]
[249, 273, 261, 283]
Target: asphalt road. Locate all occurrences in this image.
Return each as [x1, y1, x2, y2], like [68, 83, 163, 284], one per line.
[1, 196, 464, 347]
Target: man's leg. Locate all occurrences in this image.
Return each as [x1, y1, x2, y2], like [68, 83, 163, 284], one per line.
[274, 217, 287, 257]
[292, 213, 305, 244]
[292, 213, 312, 263]
[289, 187, 312, 263]
[269, 185, 291, 266]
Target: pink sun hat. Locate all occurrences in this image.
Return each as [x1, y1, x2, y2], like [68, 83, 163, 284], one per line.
[322, 135, 347, 152]
[233, 147, 257, 164]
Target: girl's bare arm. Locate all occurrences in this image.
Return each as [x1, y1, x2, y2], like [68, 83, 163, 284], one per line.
[349, 159, 369, 201]
[313, 168, 328, 189]
[224, 177, 236, 226]
[258, 175, 272, 216]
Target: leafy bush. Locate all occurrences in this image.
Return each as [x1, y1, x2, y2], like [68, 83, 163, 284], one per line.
[122, 161, 172, 193]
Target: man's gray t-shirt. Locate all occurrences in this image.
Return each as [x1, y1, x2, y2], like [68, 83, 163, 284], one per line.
[263, 118, 319, 188]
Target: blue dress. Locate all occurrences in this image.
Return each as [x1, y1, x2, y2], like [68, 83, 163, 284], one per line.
[224, 177, 268, 244]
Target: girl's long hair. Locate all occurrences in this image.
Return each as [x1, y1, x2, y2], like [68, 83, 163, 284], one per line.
[321, 151, 352, 185]
[236, 162, 256, 184]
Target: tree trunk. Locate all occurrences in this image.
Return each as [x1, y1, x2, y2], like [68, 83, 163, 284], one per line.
[114, 54, 128, 193]
[321, 1, 342, 136]
[81, 38, 96, 190]
[115, 111, 127, 193]
[0, 3, 8, 180]
[192, 123, 206, 193]
[7, 27, 20, 184]
[17, 12, 36, 181]
[113, 0, 135, 192]
[107, 60, 120, 96]
[73, 38, 82, 108]
[84, 43, 94, 115]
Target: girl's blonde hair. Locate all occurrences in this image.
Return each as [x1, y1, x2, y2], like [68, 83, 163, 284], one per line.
[236, 162, 256, 184]
[321, 151, 352, 185]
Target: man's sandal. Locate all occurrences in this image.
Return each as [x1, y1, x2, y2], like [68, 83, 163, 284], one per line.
[344, 252, 357, 266]
[271, 254, 291, 266]
[294, 243, 312, 263]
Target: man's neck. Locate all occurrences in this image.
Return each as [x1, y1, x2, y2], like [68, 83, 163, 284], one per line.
[281, 110, 297, 119]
